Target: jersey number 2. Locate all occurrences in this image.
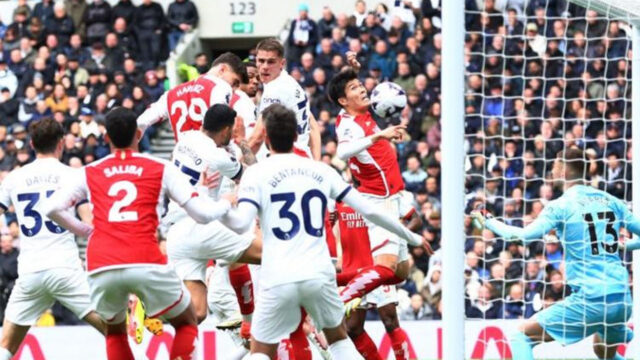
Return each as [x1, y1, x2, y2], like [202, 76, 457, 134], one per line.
[270, 190, 327, 240]
[583, 211, 618, 255]
[108, 181, 138, 222]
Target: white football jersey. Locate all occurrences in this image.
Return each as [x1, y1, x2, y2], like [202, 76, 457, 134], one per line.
[231, 89, 257, 139]
[237, 153, 351, 288]
[0, 158, 82, 274]
[165, 131, 242, 222]
[259, 71, 311, 156]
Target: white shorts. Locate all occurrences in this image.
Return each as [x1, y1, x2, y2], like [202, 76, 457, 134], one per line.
[363, 193, 409, 262]
[206, 265, 241, 324]
[88, 265, 191, 324]
[166, 217, 253, 283]
[360, 284, 398, 309]
[5, 267, 93, 326]
[252, 277, 344, 344]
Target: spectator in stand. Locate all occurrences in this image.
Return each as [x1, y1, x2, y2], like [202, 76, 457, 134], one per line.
[287, 3, 318, 70]
[167, 0, 199, 52]
[45, 1, 74, 47]
[84, 0, 111, 46]
[133, 0, 166, 70]
[466, 283, 502, 319]
[369, 39, 396, 80]
[402, 154, 427, 193]
[112, 0, 136, 26]
[33, 0, 56, 25]
[0, 61, 17, 99]
[65, 0, 88, 39]
[0, 228, 18, 323]
[400, 294, 431, 320]
[7, 7, 29, 40]
[317, 6, 336, 39]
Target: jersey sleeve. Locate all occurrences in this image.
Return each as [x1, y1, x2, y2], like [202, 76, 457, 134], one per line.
[0, 173, 13, 211]
[335, 119, 372, 161]
[137, 92, 170, 132]
[398, 191, 417, 220]
[486, 200, 561, 243]
[209, 147, 243, 180]
[237, 165, 261, 210]
[43, 169, 89, 218]
[324, 165, 352, 202]
[210, 81, 233, 106]
[162, 161, 199, 206]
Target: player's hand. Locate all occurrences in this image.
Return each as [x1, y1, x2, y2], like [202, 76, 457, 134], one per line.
[201, 169, 221, 189]
[470, 204, 492, 229]
[422, 238, 434, 255]
[221, 192, 238, 207]
[346, 51, 361, 72]
[233, 116, 246, 144]
[374, 125, 406, 142]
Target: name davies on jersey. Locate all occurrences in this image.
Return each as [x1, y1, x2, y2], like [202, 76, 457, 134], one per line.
[25, 174, 60, 187]
[104, 165, 143, 178]
[176, 84, 205, 97]
[268, 168, 323, 188]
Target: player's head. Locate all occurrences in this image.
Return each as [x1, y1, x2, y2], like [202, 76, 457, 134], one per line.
[105, 107, 140, 149]
[553, 147, 585, 181]
[210, 52, 247, 90]
[262, 104, 297, 153]
[328, 69, 370, 113]
[255, 38, 285, 84]
[29, 118, 64, 156]
[203, 104, 237, 146]
[240, 61, 259, 97]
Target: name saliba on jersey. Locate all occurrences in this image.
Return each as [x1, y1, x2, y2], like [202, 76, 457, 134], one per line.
[104, 165, 143, 178]
[268, 167, 323, 188]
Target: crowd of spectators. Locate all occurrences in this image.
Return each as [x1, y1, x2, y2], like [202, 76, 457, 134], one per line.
[0, 0, 199, 324]
[0, 0, 633, 325]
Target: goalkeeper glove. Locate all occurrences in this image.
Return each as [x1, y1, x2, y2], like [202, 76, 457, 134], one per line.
[470, 205, 493, 229]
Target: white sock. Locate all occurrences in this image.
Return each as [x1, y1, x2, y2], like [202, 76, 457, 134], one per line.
[248, 353, 270, 360]
[230, 346, 249, 360]
[242, 314, 253, 323]
[328, 338, 364, 360]
[0, 347, 12, 360]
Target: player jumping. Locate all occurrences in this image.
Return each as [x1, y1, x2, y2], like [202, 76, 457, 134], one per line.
[472, 147, 635, 360]
[220, 104, 426, 360]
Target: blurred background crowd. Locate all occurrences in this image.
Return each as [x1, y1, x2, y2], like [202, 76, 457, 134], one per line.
[0, 0, 633, 325]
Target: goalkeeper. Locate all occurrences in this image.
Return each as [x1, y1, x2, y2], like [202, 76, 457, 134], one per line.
[472, 147, 637, 360]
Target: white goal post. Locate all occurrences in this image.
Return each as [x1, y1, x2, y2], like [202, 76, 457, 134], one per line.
[441, 1, 640, 359]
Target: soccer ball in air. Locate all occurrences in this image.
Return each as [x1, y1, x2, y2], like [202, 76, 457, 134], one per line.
[370, 82, 407, 118]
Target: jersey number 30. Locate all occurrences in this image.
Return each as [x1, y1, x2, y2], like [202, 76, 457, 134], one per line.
[270, 190, 327, 240]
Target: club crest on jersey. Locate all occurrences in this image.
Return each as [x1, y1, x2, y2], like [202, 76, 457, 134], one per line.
[176, 84, 205, 97]
[104, 165, 143, 178]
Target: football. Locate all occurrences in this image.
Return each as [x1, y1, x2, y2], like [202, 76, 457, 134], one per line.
[370, 82, 408, 118]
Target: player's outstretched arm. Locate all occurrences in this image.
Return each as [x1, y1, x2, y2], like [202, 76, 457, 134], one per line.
[471, 208, 555, 244]
[308, 112, 322, 161]
[335, 124, 405, 161]
[219, 201, 258, 234]
[181, 195, 232, 224]
[43, 183, 93, 238]
[137, 92, 169, 133]
[340, 187, 431, 252]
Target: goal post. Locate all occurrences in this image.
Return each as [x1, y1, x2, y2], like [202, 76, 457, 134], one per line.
[441, 0, 640, 358]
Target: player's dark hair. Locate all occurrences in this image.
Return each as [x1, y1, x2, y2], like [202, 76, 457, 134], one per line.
[105, 107, 138, 148]
[561, 147, 585, 179]
[263, 104, 297, 153]
[328, 69, 359, 106]
[212, 52, 248, 83]
[29, 118, 64, 154]
[203, 104, 237, 133]
[256, 38, 285, 58]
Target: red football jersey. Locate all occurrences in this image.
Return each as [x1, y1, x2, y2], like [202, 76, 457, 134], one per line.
[81, 150, 197, 272]
[335, 111, 404, 197]
[336, 202, 373, 272]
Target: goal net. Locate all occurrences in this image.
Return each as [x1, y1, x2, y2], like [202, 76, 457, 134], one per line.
[462, 0, 638, 358]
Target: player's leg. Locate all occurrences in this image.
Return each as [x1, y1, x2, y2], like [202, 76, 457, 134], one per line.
[592, 293, 633, 360]
[0, 273, 50, 357]
[288, 309, 312, 360]
[592, 333, 625, 360]
[133, 265, 198, 360]
[301, 278, 363, 359]
[346, 308, 382, 360]
[250, 282, 302, 359]
[184, 280, 209, 324]
[106, 321, 135, 360]
[377, 300, 409, 360]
